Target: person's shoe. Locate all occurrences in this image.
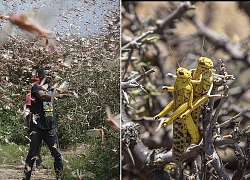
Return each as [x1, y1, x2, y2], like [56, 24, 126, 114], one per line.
[56, 176, 64, 180]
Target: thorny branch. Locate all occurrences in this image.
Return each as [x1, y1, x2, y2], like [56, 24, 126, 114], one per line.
[121, 68, 155, 89]
[121, 30, 154, 80]
[216, 109, 250, 129]
[202, 60, 231, 180]
[121, 30, 154, 52]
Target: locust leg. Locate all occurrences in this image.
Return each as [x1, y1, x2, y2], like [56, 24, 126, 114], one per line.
[161, 102, 189, 127]
[160, 78, 199, 127]
[184, 114, 199, 144]
[161, 82, 226, 127]
[153, 86, 174, 120]
[181, 83, 226, 118]
[162, 86, 174, 92]
[161, 107, 199, 143]
[212, 72, 234, 79]
[153, 100, 174, 120]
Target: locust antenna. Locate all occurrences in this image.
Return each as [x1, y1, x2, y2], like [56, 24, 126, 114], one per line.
[201, 35, 205, 57]
[181, 56, 186, 67]
[205, 46, 215, 57]
[169, 46, 180, 67]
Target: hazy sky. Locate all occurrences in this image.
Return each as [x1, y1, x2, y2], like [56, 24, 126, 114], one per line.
[0, 0, 120, 37]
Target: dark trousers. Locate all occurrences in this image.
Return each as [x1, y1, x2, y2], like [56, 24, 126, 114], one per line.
[26, 132, 43, 167]
[25, 114, 43, 166]
[35, 142, 43, 166]
[24, 128, 63, 180]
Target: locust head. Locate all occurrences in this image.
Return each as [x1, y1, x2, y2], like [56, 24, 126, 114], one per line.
[176, 67, 191, 79]
[198, 57, 213, 69]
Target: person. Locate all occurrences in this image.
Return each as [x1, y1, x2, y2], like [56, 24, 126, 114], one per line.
[24, 77, 48, 170]
[23, 68, 65, 180]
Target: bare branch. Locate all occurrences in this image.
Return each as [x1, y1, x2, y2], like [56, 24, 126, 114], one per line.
[203, 60, 231, 180]
[154, 1, 196, 34]
[216, 109, 250, 128]
[121, 30, 154, 51]
[232, 142, 247, 180]
[121, 69, 155, 89]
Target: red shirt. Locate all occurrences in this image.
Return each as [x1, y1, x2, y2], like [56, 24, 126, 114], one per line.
[25, 92, 31, 106]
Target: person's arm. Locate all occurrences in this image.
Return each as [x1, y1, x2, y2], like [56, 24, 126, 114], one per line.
[35, 90, 52, 102]
[36, 89, 72, 101]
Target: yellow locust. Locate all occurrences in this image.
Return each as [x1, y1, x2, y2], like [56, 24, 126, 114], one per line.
[158, 57, 233, 128]
[154, 66, 202, 163]
[154, 56, 233, 163]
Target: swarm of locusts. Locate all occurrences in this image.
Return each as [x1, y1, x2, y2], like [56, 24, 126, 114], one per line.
[0, 11, 62, 58]
[153, 47, 234, 164]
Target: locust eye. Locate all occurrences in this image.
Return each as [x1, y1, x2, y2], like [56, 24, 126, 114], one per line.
[200, 61, 205, 65]
[179, 71, 184, 75]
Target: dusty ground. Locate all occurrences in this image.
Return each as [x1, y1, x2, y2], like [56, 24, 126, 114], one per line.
[0, 164, 54, 180]
[0, 148, 79, 180]
[0, 144, 89, 180]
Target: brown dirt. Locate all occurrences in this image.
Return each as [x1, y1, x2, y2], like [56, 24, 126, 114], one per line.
[0, 164, 55, 180]
[0, 145, 87, 180]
